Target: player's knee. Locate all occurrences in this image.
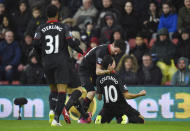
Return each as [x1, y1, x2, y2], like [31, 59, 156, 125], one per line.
[87, 91, 96, 100]
[83, 82, 95, 92]
[76, 86, 83, 93]
[72, 90, 82, 98]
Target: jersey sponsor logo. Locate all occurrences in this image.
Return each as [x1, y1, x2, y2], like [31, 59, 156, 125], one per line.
[97, 58, 103, 64]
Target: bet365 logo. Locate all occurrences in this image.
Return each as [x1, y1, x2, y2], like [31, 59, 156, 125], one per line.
[127, 92, 190, 119]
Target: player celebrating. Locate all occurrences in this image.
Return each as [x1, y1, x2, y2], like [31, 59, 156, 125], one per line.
[95, 55, 146, 124]
[78, 40, 126, 123]
[32, 5, 90, 126]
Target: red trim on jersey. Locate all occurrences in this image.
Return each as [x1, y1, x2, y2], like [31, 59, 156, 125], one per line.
[66, 36, 72, 39]
[46, 20, 58, 23]
[111, 70, 116, 74]
[108, 44, 112, 55]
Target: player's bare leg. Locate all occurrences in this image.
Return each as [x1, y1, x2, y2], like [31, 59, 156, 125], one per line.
[49, 84, 57, 124]
[51, 84, 67, 126]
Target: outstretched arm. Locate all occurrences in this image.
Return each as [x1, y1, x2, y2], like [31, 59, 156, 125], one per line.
[123, 90, 146, 99]
[64, 25, 83, 54]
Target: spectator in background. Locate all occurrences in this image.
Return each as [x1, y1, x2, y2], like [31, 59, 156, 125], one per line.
[99, 12, 122, 44]
[17, 33, 33, 73]
[84, 36, 99, 55]
[121, 1, 141, 40]
[96, 0, 120, 29]
[143, 1, 160, 39]
[0, 30, 21, 83]
[11, 0, 31, 41]
[175, 28, 190, 62]
[132, 0, 150, 13]
[137, 53, 162, 85]
[158, 2, 178, 39]
[73, 0, 98, 29]
[130, 33, 149, 66]
[26, 7, 45, 37]
[151, 28, 177, 84]
[80, 18, 98, 48]
[1, 0, 19, 14]
[0, 1, 6, 23]
[111, 29, 130, 55]
[116, 54, 139, 85]
[28, 0, 48, 17]
[171, 57, 190, 86]
[20, 54, 45, 84]
[67, 0, 82, 17]
[51, 0, 70, 21]
[178, 0, 190, 33]
[62, 17, 79, 31]
[0, 15, 13, 41]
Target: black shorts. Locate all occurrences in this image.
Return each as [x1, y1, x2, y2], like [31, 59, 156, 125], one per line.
[79, 66, 97, 92]
[99, 104, 140, 123]
[44, 57, 81, 88]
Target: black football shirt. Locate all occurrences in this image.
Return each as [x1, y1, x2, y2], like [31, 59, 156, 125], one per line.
[96, 73, 128, 108]
[80, 44, 112, 72]
[33, 20, 75, 67]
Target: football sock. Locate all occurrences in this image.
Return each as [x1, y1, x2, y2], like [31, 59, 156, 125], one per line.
[83, 97, 92, 112]
[65, 90, 82, 111]
[54, 92, 66, 122]
[49, 92, 58, 111]
[74, 100, 89, 119]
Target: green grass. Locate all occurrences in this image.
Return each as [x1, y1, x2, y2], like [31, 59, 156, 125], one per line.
[0, 120, 189, 131]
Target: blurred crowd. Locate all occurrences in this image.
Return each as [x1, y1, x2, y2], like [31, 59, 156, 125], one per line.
[0, 0, 190, 86]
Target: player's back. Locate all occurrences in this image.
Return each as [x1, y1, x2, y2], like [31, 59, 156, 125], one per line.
[96, 73, 127, 108]
[80, 44, 110, 70]
[34, 21, 71, 67]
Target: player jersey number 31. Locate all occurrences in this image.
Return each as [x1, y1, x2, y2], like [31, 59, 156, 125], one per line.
[45, 34, 59, 54]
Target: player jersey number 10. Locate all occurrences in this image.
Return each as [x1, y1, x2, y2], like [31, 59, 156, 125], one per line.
[45, 35, 59, 54]
[104, 85, 118, 103]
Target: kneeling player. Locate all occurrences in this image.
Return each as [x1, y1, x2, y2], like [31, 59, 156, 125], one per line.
[95, 55, 146, 124]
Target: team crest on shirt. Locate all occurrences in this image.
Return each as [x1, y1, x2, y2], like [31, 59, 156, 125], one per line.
[97, 58, 103, 64]
[34, 33, 37, 38]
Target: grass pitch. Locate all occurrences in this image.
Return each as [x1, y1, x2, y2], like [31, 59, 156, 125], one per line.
[0, 120, 189, 131]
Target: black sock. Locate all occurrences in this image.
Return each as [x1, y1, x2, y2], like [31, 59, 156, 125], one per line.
[65, 90, 82, 111]
[49, 92, 58, 111]
[82, 97, 92, 112]
[74, 100, 89, 119]
[54, 92, 66, 122]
